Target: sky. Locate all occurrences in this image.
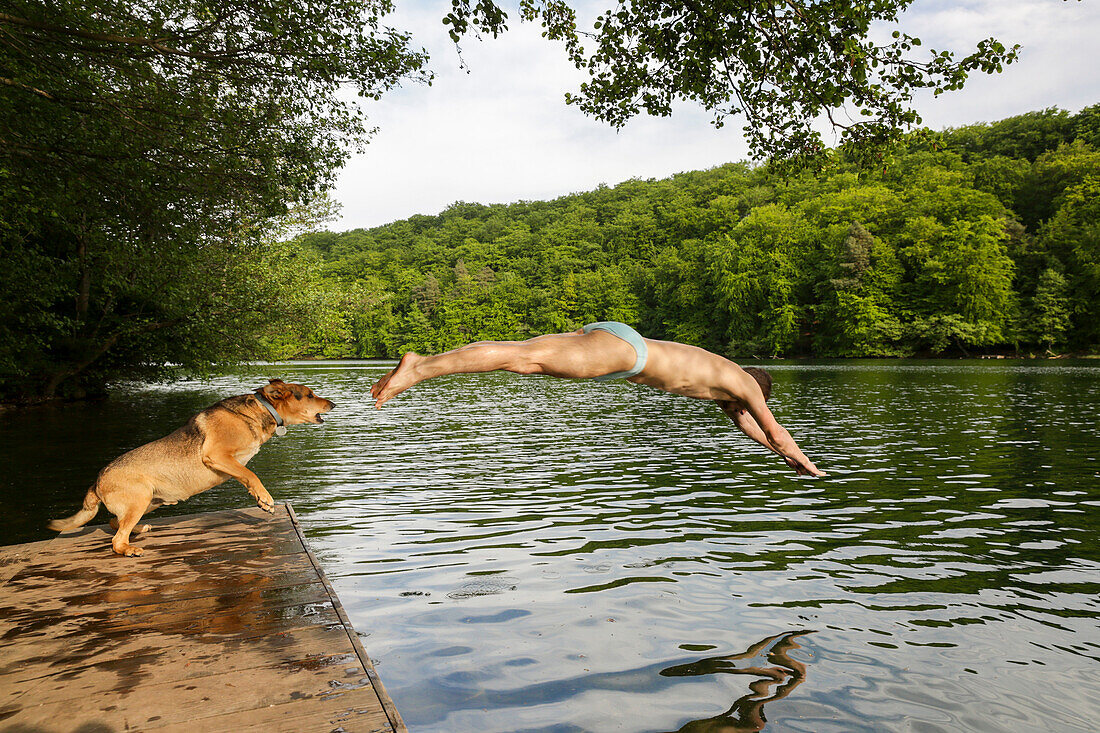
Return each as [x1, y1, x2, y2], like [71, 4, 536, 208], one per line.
[332, 0, 1100, 231]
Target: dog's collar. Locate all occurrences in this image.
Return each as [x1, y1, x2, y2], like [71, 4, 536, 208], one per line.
[255, 392, 287, 436]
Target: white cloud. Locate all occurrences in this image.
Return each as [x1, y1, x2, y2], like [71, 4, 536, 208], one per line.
[901, 0, 1100, 127]
[333, 0, 1100, 230]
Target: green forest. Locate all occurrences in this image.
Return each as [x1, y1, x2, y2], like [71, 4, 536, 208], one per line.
[0, 1, 1046, 403]
[281, 105, 1100, 361]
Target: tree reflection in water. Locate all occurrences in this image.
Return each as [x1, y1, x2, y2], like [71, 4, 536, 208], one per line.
[661, 631, 814, 732]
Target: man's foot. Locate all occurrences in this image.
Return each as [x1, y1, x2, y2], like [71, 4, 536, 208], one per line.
[371, 352, 423, 408]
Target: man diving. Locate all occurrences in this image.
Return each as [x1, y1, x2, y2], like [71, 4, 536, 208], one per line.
[370, 321, 825, 477]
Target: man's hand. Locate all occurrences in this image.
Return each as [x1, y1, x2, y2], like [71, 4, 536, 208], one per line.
[761, 424, 827, 478]
[784, 455, 827, 477]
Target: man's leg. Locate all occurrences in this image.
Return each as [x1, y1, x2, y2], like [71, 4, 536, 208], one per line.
[370, 331, 636, 407]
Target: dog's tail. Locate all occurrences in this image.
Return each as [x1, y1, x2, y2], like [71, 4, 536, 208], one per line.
[47, 487, 101, 532]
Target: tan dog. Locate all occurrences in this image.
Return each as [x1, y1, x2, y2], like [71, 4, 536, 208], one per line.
[48, 379, 334, 556]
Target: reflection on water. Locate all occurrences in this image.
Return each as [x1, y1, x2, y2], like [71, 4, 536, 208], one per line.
[2, 360, 1099, 732]
[662, 631, 813, 733]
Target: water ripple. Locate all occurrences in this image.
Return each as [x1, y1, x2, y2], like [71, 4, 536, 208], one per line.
[2, 360, 1099, 732]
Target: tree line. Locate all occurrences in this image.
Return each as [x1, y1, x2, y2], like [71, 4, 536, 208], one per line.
[282, 105, 1100, 361]
[0, 1, 1031, 402]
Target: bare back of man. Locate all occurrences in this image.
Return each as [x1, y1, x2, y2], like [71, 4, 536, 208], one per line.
[370, 325, 825, 477]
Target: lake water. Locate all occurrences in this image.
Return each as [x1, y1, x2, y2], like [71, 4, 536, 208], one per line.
[3, 360, 1099, 732]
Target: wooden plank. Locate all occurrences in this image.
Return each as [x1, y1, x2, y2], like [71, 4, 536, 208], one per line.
[45, 506, 282, 544]
[1, 547, 319, 618]
[0, 503, 404, 733]
[151, 696, 397, 733]
[3, 623, 361, 697]
[0, 602, 345, 709]
[39, 508, 301, 559]
[0, 583, 338, 678]
[0, 538, 54, 586]
[0, 652, 391, 731]
[287, 503, 408, 733]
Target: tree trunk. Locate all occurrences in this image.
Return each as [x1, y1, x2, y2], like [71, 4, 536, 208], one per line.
[76, 224, 91, 322]
[37, 315, 185, 402]
[41, 332, 121, 402]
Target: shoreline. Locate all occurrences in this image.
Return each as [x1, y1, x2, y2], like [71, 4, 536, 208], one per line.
[4, 353, 1098, 410]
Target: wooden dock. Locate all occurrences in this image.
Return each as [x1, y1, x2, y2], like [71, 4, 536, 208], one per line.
[0, 504, 406, 732]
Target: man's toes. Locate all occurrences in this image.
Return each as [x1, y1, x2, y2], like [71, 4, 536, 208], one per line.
[372, 374, 393, 396]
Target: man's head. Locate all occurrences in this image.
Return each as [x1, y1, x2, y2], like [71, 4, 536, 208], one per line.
[743, 367, 773, 401]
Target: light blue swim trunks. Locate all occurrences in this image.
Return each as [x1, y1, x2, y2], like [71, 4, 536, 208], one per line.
[582, 321, 648, 381]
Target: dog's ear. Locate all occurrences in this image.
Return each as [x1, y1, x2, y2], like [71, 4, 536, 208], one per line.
[261, 379, 291, 400]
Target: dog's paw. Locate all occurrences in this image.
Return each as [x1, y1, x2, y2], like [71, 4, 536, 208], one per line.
[114, 544, 144, 557]
[257, 495, 277, 514]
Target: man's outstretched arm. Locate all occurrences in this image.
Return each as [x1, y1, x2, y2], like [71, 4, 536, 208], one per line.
[717, 400, 826, 477]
